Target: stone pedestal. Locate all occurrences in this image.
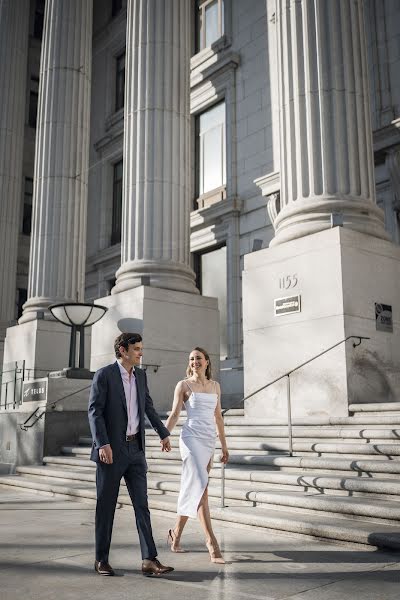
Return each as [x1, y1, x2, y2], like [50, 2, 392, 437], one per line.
[243, 228, 400, 418]
[3, 319, 91, 377]
[0, 374, 92, 470]
[90, 287, 219, 411]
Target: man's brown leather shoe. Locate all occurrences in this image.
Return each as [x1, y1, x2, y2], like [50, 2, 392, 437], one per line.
[94, 560, 115, 576]
[142, 558, 174, 577]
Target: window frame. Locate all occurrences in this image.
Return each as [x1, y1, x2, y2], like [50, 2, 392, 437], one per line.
[195, 100, 227, 208]
[196, 0, 224, 53]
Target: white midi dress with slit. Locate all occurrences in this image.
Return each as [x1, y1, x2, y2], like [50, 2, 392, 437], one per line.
[177, 390, 217, 518]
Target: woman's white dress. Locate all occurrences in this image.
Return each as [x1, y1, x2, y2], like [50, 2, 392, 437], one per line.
[177, 385, 218, 518]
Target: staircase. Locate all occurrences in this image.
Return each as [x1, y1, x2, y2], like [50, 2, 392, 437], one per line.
[2, 405, 400, 550]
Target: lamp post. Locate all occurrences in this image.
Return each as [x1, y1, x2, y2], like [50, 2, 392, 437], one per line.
[48, 302, 108, 377]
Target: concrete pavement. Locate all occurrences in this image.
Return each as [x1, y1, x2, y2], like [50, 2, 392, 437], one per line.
[0, 485, 399, 600]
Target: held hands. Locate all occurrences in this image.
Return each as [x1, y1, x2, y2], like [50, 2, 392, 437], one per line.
[160, 436, 171, 452]
[220, 447, 229, 464]
[99, 444, 113, 464]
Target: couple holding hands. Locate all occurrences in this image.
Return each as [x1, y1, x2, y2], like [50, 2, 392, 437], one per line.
[88, 332, 229, 577]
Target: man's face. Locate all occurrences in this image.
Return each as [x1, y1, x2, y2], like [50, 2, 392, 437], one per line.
[120, 341, 143, 367]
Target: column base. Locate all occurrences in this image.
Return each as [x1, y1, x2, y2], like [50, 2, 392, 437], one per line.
[243, 227, 400, 419]
[90, 286, 219, 410]
[113, 259, 199, 295]
[270, 197, 390, 247]
[18, 296, 77, 324]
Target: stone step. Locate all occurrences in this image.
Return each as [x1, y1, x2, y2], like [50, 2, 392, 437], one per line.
[48, 450, 400, 477]
[80, 427, 400, 446]
[81, 426, 400, 444]
[119, 477, 400, 521]
[43, 454, 400, 487]
[143, 481, 400, 523]
[349, 402, 400, 413]
[1, 473, 400, 550]
[64, 441, 400, 458]
[32, 457, 400, 497]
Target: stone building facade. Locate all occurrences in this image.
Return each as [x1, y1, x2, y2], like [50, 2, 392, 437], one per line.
[1, 0, 400, 409]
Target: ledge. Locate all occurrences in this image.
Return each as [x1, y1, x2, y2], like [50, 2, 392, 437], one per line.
[190, 40, 239, 88]
[190, 196, 242, 229]
[254, 171, 280, 196]
[86, 243, 121, 268]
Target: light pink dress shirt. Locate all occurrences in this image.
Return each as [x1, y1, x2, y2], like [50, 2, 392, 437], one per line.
[117, 361, 139, 436]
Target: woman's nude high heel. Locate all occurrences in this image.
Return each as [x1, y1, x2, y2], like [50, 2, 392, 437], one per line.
[206, 541, 225, 564]
[167, 529, 185, 553]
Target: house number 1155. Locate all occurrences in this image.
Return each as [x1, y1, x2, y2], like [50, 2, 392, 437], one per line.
[279, 274, 298, 289]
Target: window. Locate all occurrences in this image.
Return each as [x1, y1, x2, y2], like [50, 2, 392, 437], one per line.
[22, 178, 33, 236]
[29, 77, 39, 128]
[33, 0, 45, 39]
[111, 160, 123, 245]
[112, 0, 123, 17]
[17, 289, 27, 320]
[196, 101, 226, 206]
[197, 0, 224, 52]
[115, 52, 125, 112]
[195, 245, 228, 358]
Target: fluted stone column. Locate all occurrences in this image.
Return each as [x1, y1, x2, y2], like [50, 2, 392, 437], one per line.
[20, 0, 93, 323]
[0, 1, 29, 350]
[113, 0, 198, 294]
[272, 0, 389, 246]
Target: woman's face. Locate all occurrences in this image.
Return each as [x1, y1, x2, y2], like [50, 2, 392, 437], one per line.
[189, 350, 208, 375]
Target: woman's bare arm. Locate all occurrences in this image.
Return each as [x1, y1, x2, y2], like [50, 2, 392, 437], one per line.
[165, 380, 186, 434]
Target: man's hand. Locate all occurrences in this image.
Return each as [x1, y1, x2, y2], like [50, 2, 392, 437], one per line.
[99, 444, 113, 464]
[160, 437, 171, 452]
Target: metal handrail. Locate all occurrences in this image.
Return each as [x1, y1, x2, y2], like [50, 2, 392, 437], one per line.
[220, 335, 370, 508]
[0, 361, 25, 410]
[19, 384, 92, 431]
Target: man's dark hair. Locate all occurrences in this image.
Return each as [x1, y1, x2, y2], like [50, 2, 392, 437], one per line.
[114, 332, 142, 358]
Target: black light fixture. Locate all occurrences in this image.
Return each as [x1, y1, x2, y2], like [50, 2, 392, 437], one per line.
[49, 302, 108, 376]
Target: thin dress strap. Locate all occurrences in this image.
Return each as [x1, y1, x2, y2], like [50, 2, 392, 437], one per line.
[185, 379, 194, 394]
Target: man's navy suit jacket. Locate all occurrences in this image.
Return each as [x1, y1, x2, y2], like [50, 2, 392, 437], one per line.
[88, 361, 170, 463]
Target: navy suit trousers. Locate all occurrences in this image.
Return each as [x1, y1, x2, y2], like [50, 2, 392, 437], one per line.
[95, 439, 157, 561]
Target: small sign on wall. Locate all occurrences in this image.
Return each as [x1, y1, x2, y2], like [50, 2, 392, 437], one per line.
[375, 303, 393, 333]
[275, 295, 301, 316]
[22, 378, 48, 402]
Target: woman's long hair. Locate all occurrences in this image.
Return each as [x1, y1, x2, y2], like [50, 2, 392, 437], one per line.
[186, 347, 212, 380]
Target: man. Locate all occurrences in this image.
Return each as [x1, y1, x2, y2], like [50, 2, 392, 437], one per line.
[88, 332, 174, 577]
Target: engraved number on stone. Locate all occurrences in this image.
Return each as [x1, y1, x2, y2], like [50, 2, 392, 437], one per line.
[279, 274, 298, 289]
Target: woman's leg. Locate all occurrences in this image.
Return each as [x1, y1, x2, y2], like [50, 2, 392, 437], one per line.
[197, 460, 224, 561]
[169, 515, 189, 551]
[197, 485, 217, 546]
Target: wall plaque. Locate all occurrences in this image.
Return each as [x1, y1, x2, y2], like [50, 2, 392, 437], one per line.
[275, 295, 301, 316]
[375, 303, 393, 333]
[22, 378, 48, 403]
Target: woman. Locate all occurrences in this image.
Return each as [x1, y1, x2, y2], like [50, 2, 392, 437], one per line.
[164, 347, 229, 564]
